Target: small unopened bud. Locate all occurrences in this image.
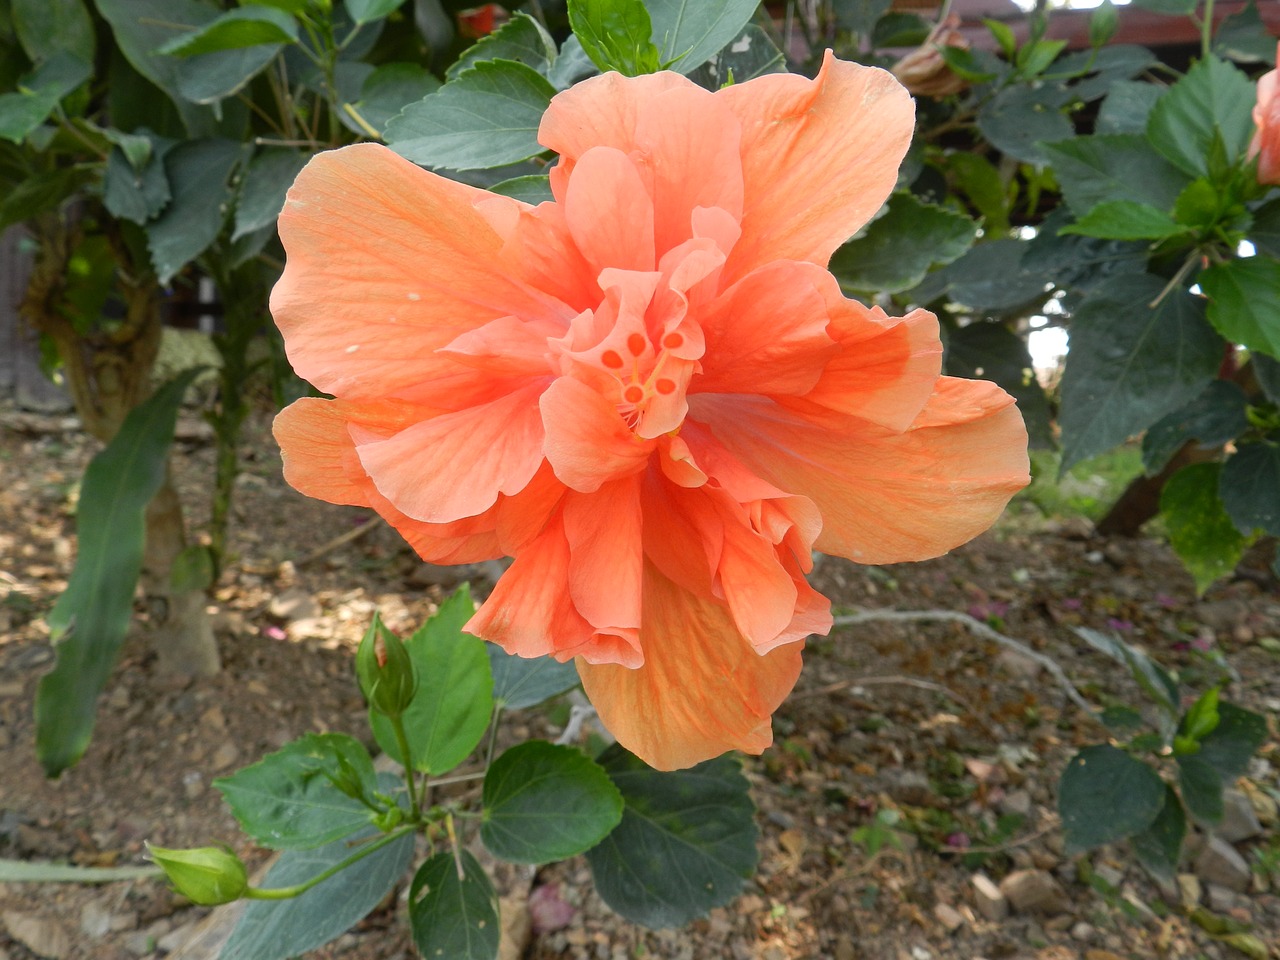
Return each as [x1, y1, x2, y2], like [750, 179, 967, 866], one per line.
[147, 843, 248, 905]
[356, 614, 418, 718]
[891, 15, 970, 99]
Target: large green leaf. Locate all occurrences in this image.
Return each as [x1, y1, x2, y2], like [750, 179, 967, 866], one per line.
[481, 741, 622, 864]
[1200, 257, 1280, 359]
[1041, 134, 1190, 217]
[232, 147, 308, 240]
[487, 646, 578, 710]
[1058, 274, 1221, 470]
[144, 137, 241, 283]
[944, 321, 1054, 449]
[914, 238, 1047, 311]
[1220, 442, 1280, 536]
[1177, 754, 1225, 826]
[830, 192, 976, 294]
[1146, 56, 1255, 178]
[1058, 45, 1157, 103]
[568, 0, 661, 77]
[585, 746, 757, 928]
[1160, 462, 1249, 593]
[1250, 199, 1280, 259]
[213, 734, 380, 850]
[446, 12, 557, 82]
[1059, 200, 1189, 241]
[1214, 0, 1276, 65]
[1021, 208, 1148, 294]
[977, 84, 1073, 165]
[385, 59, 554, 171]
[647, 0, 761, 74]
[1196, 703, 1267, 780]
[409, 850, 500, 960]
[158, 6, 298, 56]
[13, 0, 94, 65]
[222, 827, 415, 960]
[341, 62, 440, 137]
[370, 586, 494, 774]
[1059, 745, 1166, 854]
[1141, 380, 1249, 475]
[35, 369, 202, 776]
[102, 134, 174, 225]
[688, 24, 785, 90]
[1130, 784, 1186, 882]
[0, 53, 93, 144]
[345, 0, 405, 25]
[1073, 626, 1179, 719]
[1096, 80, 1162, 135]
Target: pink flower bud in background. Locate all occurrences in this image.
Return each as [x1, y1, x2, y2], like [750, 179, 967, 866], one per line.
[1250, 44, 1280, 186]
[891, 15, 970, 99]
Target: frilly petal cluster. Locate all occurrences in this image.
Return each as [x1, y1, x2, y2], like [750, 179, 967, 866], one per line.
[1251, 44, 1280, 186]
[272, 53, 1030, 771]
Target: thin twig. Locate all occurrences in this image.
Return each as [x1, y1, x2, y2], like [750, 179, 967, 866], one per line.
[832, 610, 1097, 716]
[297, 516, 383, 566]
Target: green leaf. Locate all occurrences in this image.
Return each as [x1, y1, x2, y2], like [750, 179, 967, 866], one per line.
[1073, 626, 1179, 719]
[1059, 200, 1189, 241]
[222, 826, 415, 960]
[977, 84, 1074, 165]
[385, 59, 554, 171]
[145, 137, 241, 284]
[233, 148, 308, 241]
[1254, 353, 1280, 404]
[1041, 134, 1190, 217]
[13, 0, 94, 65]
[345, 0, 405, 25]
[103, 136, 174, 225]
[1058, 744, 1167, 854]
[158, 6, 298, 57]
[370, 586, 494, 774]
[409, 850, 499, 960]
[0, 165, 94, 231]
[1131, 784, 1186, 882]
[688, 24, 786, 90]
[1214, 0, 1276, 65]
[1220, 442, 1280, 536]
[945, 321, 1055, 449]
[447, 12, 557, 82]
[1089, 1, 1119, 47]
[834, 0, 893, 36]
[487, 646, 578, 709]
[547, 35, 598, 91]
[213, 734, 380, 850]
[1146, 56, 1255, 179]
[481, 741, 622, 864]
[1161, 462, 1248, 593]
[1250, 199, 1280, 259]
[1097, 81, 1162, 135]
[568, 0, 660, 76]
[872, 12, 928, 49]
[1058, 274, 1221, 471]
[647, 0, 761, 74]
[1178, 754, 1225, 825]
[1017, 39, 1067, 78]
[1200, 257, 1280, 359]
[937, 46, 999, 83]
[830, 192, 976, 294]
[34, 369, 202, 777]
[0, 53, 93, 144]
[1142, 380, 1249, 475]
[983, 18, 1017, 60]
[344, 62, 441, 137]
[1058, 45, 1157, 103]
[945, 152, 1009, 234]
[1132, 0, 1198, 12]
[916, 238, 1047, 312]
[586, 746, 757, 928]
[488, 174, 552, 204]
[1196, 702, 1267, 780]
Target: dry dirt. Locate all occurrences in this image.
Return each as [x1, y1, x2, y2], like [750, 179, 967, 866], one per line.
[1, 408, 1278, 960]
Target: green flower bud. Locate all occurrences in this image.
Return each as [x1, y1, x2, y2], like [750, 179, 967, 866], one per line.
[147, 843, 248, 905]
[356, 613, 418, 718]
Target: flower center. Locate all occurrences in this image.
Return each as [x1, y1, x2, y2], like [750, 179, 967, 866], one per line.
[600, 330, 687, 428]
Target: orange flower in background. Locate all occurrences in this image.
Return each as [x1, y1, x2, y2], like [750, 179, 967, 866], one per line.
[1250, 44, 1280, 185]
[272, 53, 1030, 771]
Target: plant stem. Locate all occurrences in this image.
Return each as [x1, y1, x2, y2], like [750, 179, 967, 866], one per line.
[390, 713, 421, 817]
[243, 827, 414, 900]
[1201, 0, 1214, 60]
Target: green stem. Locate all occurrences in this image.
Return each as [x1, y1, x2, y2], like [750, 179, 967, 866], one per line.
[243, 827, 414, 900]
[1200, 0, 1214, 60]
[390, 712, 421, 817]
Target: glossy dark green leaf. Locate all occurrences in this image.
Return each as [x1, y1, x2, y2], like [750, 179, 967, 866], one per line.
[214, 733, 379, 850]
[233, 148, 308, 240]
[1196, 703, 1268, 780]
[1255, 353, 1280, 404]
[385, 59, 554, 171]
[13, 0, 93, 65]
[977, 84, 1073, 164]
[1220, 442, 1280, 536]
[1200, 257, 1280, 359]
[586, 746, 757, 928]
[1161, 463, 1248, 593]
[103, 137, 174, 225]
[688, 24, 785, 90]
[346, 0, 405, 25]
[1058, 274, 1221, 470]
[1057, 45, 1157, 103]
[546, 36, 598, 91]
[409, 850, 499, 960]
[1142, 380, 1249, 475]
[1131, 784, 1186, 881]
[1041, 134, 1190, 217]
[370, 586, 494, 774]
[568, 0, 660, 76]
[1060, 200, 1188, 241]
[222, 826, 415, 960]
[944, 321, 1054, 449]
[487, 646, 578, 709]
[35, 370, 202, 776]
[158, 6, 298, 56]
[834, 0, 893, 35]
[925, 238, 1048, 312]
[447, 12, 557, 81]
[872, 12, 928, 49]
[1147, 56, 1255, 178]
[830, 192, 976, 294]
[1096, 80, 1162, 135]
[481, 741, 622, 864]
[145, 137, 241, 284]
[1177, 754, 1224, 826]
[343, 62, 440, 137]
[648, 0, 761, 73]
[945, 152, 1008, 233]
[1250, 199, 1280, 259]
[1059, 745, 1166, 854]
[0, 53, 93, 143]
[1214, 0, 1276, 65]
[1022, 208, 1148, 294]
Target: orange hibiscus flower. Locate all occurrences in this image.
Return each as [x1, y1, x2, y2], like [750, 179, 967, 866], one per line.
[1250, 44, 1280, 186]
[272, 53, 1030, 771]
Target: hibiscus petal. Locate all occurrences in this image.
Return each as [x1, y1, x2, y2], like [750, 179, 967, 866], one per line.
[272, 143, 564, 401]
[577, 561, 804, 771]
[564, 147, 655, 273]
[717, 51, 914, 281]
[562, 480, 643, 662]
[540, 377, 654, 493]
[691, 379, 1030, 564]
[357, 384, 546, 522]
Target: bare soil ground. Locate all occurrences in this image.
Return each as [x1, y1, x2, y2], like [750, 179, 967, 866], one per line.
[1, 407, 1278, 960]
